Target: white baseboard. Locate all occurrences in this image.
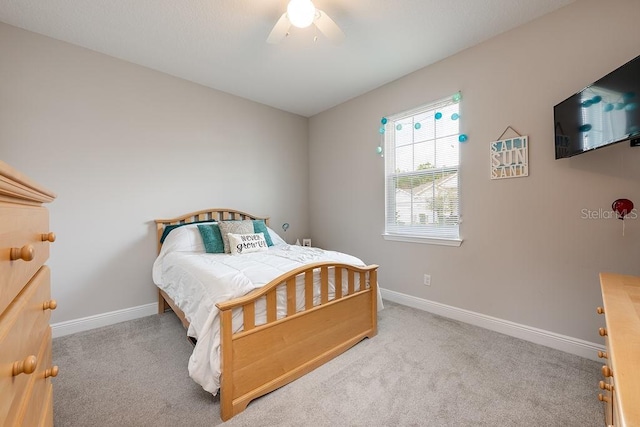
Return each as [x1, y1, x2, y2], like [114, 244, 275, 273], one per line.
[52, 291, 605, 362]
[380, 288, 604, 362]
[51, 303, 157, 338]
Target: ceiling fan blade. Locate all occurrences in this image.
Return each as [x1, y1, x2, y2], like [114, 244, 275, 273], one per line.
[314, 10, 345, 44]
[267, 13, 291, 44]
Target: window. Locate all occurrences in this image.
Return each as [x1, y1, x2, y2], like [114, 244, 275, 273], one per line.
[383, 93, 461, 246]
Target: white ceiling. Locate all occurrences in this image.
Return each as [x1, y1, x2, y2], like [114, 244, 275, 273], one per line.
[0, 0, 575, 117]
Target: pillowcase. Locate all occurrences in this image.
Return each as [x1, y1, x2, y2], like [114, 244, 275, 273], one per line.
[252, 220, 274, 247]
[218, 220, 255, 253]
[197, 224, 225, 254]
[160, 220, 214, 243]
[160, 222, 216, 254]
[266, 226, 287, 246]
[228, 233, 269, 255]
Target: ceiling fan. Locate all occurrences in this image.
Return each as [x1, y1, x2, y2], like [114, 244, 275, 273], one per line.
[267, 0, 345, 44]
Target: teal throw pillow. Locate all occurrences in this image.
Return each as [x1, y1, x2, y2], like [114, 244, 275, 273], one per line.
[197, 224, 225, 253]
[253, 220, 273, 247]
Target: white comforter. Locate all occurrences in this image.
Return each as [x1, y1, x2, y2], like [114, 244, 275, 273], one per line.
[152, 241, 382, 394]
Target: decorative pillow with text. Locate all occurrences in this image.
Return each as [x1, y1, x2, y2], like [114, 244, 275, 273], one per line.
[228, 233, 269, 255]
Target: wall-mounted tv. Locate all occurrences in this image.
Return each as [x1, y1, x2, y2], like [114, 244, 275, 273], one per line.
[554, 54, 640, 159]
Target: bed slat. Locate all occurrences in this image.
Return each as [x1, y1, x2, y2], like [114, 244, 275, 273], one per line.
[304, 271, 313, 310]
[320, 266, 329, 304]
[348, 270, 355, 295]
[243, 303, 255, 331]
[266, 291, 277, 323]
[286, 278, 296, 317]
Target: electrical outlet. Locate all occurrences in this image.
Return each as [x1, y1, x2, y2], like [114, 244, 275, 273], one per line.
[423, 274, 431, 286]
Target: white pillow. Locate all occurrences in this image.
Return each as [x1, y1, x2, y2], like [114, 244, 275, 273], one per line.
[160, 222, 216, 253]
[228, 232, 269, 255]
[266, 226, 287, 246]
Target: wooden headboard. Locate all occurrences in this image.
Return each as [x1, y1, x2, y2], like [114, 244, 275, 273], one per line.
[154, 208, 269, 253]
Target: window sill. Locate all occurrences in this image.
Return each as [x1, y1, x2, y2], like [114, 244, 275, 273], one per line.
[382, 233, 463, 247]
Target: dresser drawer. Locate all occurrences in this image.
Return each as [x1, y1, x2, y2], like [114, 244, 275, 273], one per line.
[0, 266, 53, 424]
[14, 328, 55, 427]
[0, 204, 52, 315]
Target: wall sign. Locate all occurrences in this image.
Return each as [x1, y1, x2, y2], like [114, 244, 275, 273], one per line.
[490, 135, 529, 180]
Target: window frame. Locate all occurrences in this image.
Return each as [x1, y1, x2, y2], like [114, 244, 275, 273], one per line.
[382, 94, 463, 247]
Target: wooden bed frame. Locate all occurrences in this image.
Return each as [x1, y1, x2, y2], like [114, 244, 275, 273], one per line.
[154, 208, 378, 421]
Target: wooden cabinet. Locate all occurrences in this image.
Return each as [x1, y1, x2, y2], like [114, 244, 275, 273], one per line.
[0, 161, 57, 426]
[597, 273, 640, 427]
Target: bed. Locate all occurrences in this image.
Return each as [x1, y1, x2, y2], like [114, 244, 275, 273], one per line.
[151, 208, 380, 421]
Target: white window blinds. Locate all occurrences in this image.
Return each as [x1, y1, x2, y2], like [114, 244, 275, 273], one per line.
[384, 94, 461, 242]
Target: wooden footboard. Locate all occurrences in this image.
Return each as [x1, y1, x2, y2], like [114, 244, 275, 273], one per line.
[215, 262, 378, 421]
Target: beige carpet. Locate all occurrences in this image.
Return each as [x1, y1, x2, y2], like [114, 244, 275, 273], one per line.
[53, 301, 604, 426]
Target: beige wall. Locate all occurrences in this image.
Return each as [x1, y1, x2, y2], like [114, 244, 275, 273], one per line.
[309, 0, 640, 343]
[0, 23, 310, 323]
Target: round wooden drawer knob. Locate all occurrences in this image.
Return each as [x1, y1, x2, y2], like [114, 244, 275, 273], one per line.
[41, 232, 56, 243]
[599, 328, 607, 337]
[602, 365, 613, 378]
[12, 355, 37, 376]
[596, 306, 604, 314]
[44, 366, 59, 378]
[598, 350, 608, 359]
[598, 393, 610, 403]
[43, 300, 57, 311]
[599, 381, 613, 391]
[10, 244, 34, 262]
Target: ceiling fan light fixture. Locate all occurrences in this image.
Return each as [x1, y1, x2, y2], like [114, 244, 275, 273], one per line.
[287, 0, 316, 28]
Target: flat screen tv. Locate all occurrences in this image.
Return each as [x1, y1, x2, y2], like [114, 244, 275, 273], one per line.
[554, 54, 640, 159]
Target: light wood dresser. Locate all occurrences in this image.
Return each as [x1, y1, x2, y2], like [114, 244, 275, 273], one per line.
[597, 272, 640, 427]
[0, 160, 57, 426]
